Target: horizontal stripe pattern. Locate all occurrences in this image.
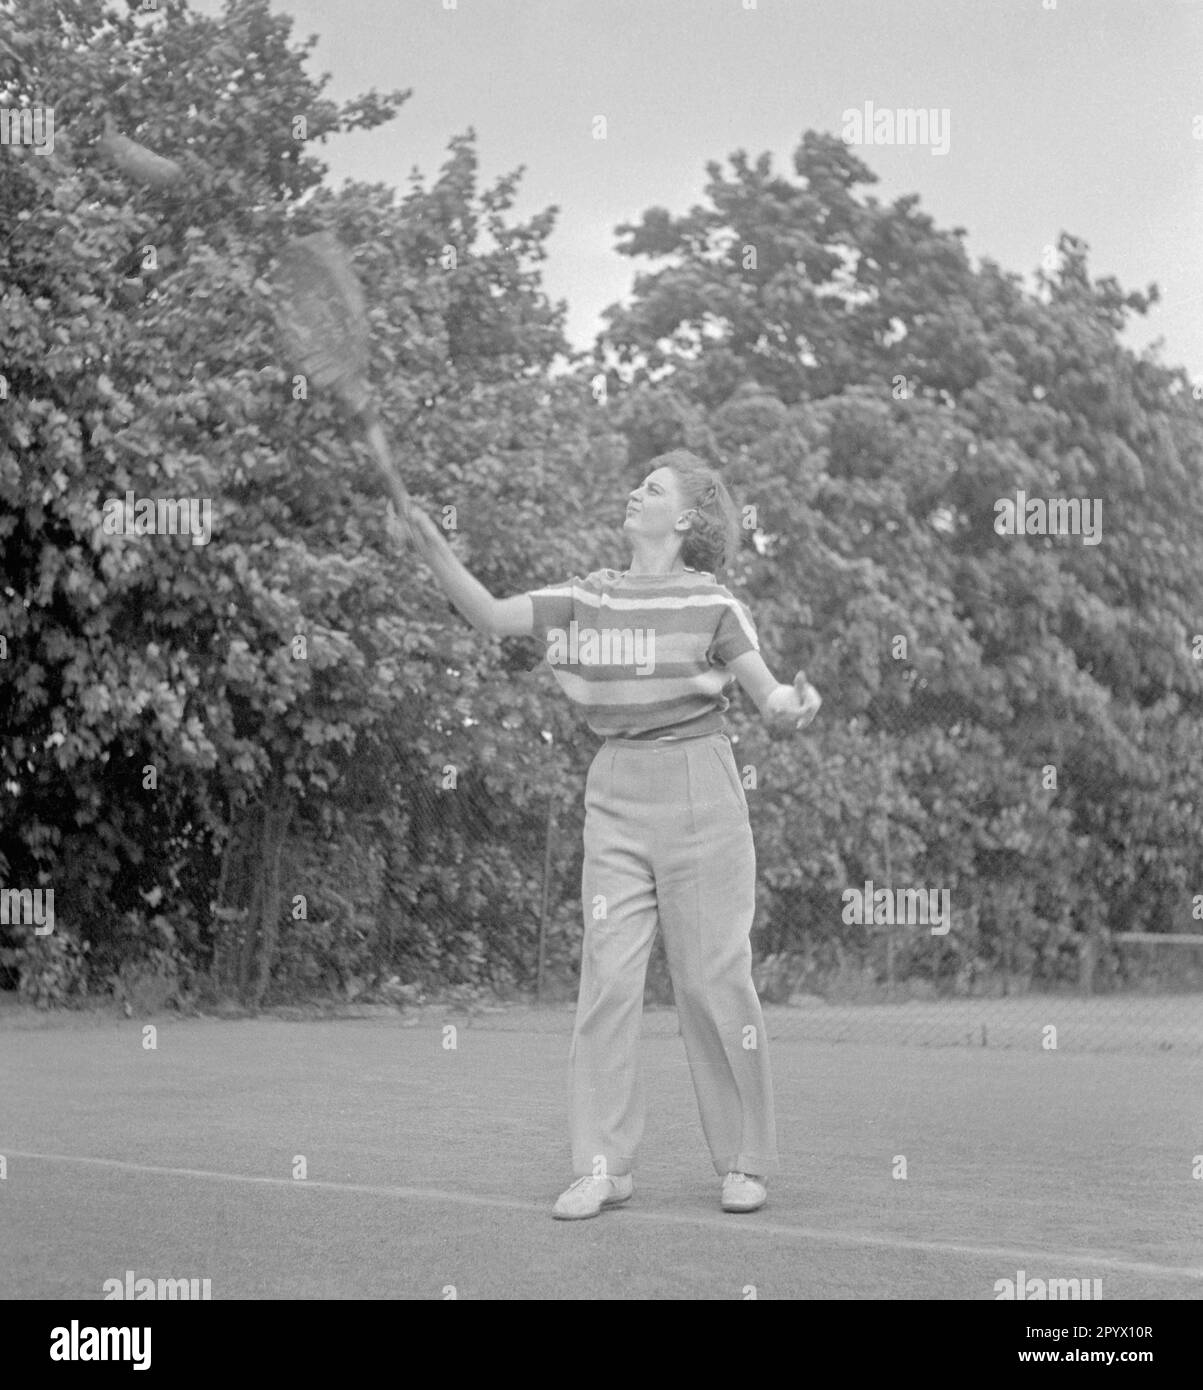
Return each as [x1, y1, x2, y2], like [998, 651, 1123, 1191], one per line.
[527, 568, 760, 738]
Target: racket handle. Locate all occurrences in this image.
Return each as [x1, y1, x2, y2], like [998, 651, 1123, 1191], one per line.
[362, 413, 416, 544]
[363, 414, 399, 487]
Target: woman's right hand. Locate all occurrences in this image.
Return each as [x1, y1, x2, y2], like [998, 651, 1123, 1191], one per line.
[385, 498, 441, 554]
[383, 494, 512, 635]
[408, 500, 446, 553]
[365, 420, 443, 555]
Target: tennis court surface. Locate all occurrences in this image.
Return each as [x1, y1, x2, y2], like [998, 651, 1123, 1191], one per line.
[2, 999, 1200, 1300]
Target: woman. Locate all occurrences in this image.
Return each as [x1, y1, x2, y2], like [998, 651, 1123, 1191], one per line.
[393, 448, 820, 1219]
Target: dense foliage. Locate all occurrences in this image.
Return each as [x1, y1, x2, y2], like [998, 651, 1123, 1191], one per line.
[2, 1, 1201, 1008]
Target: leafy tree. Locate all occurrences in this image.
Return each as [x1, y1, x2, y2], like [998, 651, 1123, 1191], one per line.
[595, 134, 1203, 994]
[0, 0, 617, 1003]
[5, 7, 1201, 1009]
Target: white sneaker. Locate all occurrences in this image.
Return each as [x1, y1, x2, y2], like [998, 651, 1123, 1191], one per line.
[553, 1173, 634, 1220]
[721, 1171, 767, 1213]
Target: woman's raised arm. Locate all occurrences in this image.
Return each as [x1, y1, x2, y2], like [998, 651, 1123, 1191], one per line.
[389, 501, 534, 639]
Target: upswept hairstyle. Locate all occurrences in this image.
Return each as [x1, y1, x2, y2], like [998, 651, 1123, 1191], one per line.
[650, 449, 742, 575]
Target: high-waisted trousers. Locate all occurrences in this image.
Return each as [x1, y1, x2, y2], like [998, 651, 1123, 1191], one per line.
[569, 730, 779, 1178]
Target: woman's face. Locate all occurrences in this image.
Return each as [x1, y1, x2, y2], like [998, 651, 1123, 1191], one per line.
[624, 466, 689, 542]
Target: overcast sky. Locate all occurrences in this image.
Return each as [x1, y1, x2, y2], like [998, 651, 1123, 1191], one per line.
[196, 0, 1203, 382]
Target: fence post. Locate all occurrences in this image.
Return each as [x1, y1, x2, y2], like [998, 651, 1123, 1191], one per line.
[1078, 931, 1096, 996]
[883, 805, 895, 1000]
[536, 792, 555, 1004]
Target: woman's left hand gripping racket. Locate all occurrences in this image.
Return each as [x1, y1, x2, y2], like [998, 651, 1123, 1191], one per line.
[268, 230, 416, 542]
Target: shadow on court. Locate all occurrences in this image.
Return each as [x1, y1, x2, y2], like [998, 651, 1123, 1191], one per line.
[1, 1004, 1199, 1299]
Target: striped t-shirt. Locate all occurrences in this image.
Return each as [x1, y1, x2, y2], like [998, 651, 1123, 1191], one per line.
[526, 568, 760, 739]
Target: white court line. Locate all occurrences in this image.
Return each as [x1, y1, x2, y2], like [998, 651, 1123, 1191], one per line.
[7, 1148, 1202, 1283]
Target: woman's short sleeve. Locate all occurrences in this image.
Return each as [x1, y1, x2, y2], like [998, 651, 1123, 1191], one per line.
[527, 575, 586, 643]
[708, 591, 760, 666]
